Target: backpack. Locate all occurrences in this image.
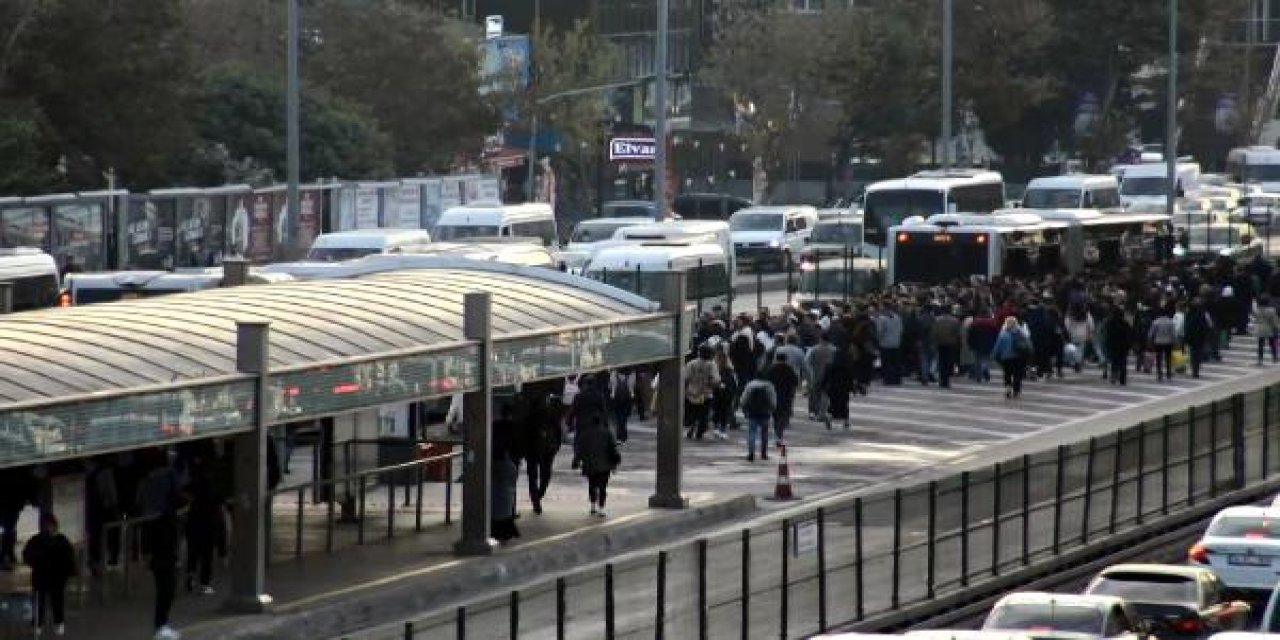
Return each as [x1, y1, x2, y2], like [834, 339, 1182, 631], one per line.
[1013, 331, 1032, 357]
[742, 384, 772, 416]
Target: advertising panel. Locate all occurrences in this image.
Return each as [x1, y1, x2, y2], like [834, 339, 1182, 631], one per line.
[226, 192, 252, 258]
[126, 197, 175, 269]
[297, 189, 321, 255]
[396, 184, 422, 228]
[269, 189, 292, 261]
[0, 206, 51, 252]
[355, 185, 379, 229]
[475, 177, 501, 203]
[246, 192, 275, 263]
[52, 202, 105, 272]
[335, 185, 355, 231]
[440, 178, 463, 213]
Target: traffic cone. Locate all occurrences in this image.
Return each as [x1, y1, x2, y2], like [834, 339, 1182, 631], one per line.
[772, 444, 796, 501]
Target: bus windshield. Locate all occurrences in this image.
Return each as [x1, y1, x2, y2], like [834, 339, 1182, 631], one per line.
[1120, 177, 1167, 196]
[305, 247, 380, 262]
[1022, 188, 1081, 209]
[1244, 164, 1280, 182]
[435, 225, 500, 241]
[864, 190, 945, 241]
[730, 214, 783, 232]
[571, 222, 638, 244]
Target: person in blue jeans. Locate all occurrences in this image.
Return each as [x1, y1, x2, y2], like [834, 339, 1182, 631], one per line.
[738, 373, 777, 462]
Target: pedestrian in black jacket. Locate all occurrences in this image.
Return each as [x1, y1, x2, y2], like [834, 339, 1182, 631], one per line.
[1103, 308, 1133, 386]
[572, 414, 619, 517]
[23, 512, 76, 636]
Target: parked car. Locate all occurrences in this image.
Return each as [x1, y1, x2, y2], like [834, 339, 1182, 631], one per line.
[984, 592, 1155, 640]
[1084, 564, 1250, 638]
[1189, 506, 1280, 594]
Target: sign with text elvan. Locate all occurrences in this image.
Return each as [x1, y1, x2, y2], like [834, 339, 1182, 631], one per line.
[609, 137, 657, 162]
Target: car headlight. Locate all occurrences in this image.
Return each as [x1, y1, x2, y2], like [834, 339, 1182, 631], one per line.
[769, 239, 782, 248]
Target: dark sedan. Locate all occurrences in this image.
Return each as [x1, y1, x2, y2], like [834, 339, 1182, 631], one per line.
[1083, 564, 1251, 639]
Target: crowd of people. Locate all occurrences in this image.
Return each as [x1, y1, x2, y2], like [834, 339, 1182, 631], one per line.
[678, 253, 1280, 460]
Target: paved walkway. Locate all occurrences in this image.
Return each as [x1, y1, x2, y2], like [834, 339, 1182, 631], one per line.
[5, 338, 1278, 639]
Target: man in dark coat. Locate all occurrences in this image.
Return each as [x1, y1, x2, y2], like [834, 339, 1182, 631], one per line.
[572, 414, 619, 517]
[765, 352, 800, 445]
[1103, 307, 1133, 386]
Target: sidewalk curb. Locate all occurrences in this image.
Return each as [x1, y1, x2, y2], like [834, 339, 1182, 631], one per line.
[187, 494, 758, 640]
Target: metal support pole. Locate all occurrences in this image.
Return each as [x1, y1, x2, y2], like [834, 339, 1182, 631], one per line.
[960, 472, 969, 586]
[941, 0, 954, 171]
[854, 498, 864, 621]
[1265, 388, 1272, 476]
[1162, 416, 1171, 515]
[281, 0, 301, 264]
[650, 272, 688, 508]
[556, 577, 566, 640]
[509, 591, 519, 640]
[1053, 446, 1065, 555]
[992, 463, 1002, 576]
[455, 293, 496, 556]
[741, 530, 750, 640]
[891, 489, 901, 609]
[1082, 438, 1096, 544]
[1137, 424, 1147, 524]
[1110, 433, 1122, 534]
[1210, 402, 1219, 495]
[225, 322, 274, 613]
[654, 0, 670, 218]
[817, 509, 828, 631]
[1165, 0, 1178, 218]
[927, 481, 936, 599]
[656, 551, 667, 640]
[0, 283, 11, 314]
[780, 521, 790, 639]
[605, 563, 616, 640]
[697, 540, 708, 640]
[1021, 455, 1030, 566]
[1233, 393, 1246, 489]
[1189, 406, 1197, 506]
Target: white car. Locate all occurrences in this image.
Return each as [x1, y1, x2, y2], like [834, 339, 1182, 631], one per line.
[983, 593, 1153, 640]
[1189, 506, 1280, 592]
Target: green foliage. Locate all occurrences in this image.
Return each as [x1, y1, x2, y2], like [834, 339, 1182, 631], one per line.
[191, 67, 394, 185]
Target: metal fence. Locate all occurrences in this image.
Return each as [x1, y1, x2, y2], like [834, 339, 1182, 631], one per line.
[346, 383, 1280, 640]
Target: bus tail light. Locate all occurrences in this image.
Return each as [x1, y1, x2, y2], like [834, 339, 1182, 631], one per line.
[1188, 542, 1211, 564]
[896, 233, 910, 243]
[976, 234, 988, 244]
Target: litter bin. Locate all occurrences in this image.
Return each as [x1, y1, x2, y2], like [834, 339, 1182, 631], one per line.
[417, 442, 454, 482]
[376, 437, 417, 486]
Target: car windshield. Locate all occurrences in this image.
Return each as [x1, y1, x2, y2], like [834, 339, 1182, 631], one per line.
[1207, 515, 1280, 538]
[811, 222, 862, 244]
[986, 603, 1104, 634]
[434, 225, 500, 241]
[1088, 574, 1197, 603]
[1121, 177, 1168, 196]
[1023, 188, 1082, 209]
[305, 247, 380, 262]
[572, 222, 637, 243]
[731, 214, 783, 232]
[603, 204, 654, 218]
[1245, 165, 1280, 182]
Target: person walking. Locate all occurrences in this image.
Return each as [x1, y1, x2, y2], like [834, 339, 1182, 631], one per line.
[0, 467, 37, 571]
[738, 373, 777, 461]
[824, 347, 856, 429]
[183, 454, 223, 595]
[1183, 298, 1213, 378]
[608, 368, 635, 444]
[1255, 295, 1280, 365]
[138, 456, 182, 640]
[84, 456, 120, 576]
[1148, 306, 1178, 381]
[765, 352, 800, 446]
[1103, 307, 1133, 386]
[684, 345, 721, 440]
[806, 333, 837, 425]
[23, 512, 75, 637]
[1064, 305, 1094, 374]
[572, 413, 620, 517]
[875, 303, 904, 385]
[931, 306, 963, 388]
[490, 408, 520, 542]
[520, 394, 560, 515]
[992, 316, 1031, 399]
[711, 347, 738, 439]
[966, 311, 998, 383]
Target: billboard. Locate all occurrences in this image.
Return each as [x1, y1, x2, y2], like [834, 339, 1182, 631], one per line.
[0, 206, 51, 252]
[125, 197, 175, 269]
[355, 185, 379, 229]
[53, 202, 105, 272]
[226, 192, 252, 258]
[246, 192, 275, 263]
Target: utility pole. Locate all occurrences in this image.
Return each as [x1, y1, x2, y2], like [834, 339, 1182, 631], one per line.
[525, 0, 542, 202]
[1244, 0, 1256, 144]
[941, 0, 954, 171]
[654, 0, 670, 218]
[1166, 0, 1179, 219]
[286, 0, 301, 241]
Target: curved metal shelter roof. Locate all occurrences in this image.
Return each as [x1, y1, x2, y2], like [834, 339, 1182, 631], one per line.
[0, 263, 658, 407]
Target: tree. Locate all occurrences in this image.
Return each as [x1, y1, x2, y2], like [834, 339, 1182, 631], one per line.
[10, 0, 196, 189]
[189, 66, 394, 185]
[305, 0, 499, 174]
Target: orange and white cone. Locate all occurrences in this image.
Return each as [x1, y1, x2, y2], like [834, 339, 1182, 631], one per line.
[772, 444, 796, 500]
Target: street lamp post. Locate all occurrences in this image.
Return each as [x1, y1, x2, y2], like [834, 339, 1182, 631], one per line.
[941, 0, 954, 171]
[286, 0, 301, 241]
[654, 0, 670, 218]
[1165, 0, 1178, 219]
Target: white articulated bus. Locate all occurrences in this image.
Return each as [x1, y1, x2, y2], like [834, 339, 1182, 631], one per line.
[862, 169, 1005, 253]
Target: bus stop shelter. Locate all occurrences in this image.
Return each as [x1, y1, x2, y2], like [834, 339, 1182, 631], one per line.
[0, 261, 689, 612]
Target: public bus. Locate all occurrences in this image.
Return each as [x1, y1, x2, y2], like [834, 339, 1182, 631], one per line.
[862, 169, 1005, 252]
[1227, 146, 1280, 192]
[886, 209, 1172, 285]
[0, 248, 60, 311]
[62, 267, 294, 305]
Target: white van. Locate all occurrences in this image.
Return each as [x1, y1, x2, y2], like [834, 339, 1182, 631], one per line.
[561, 217, 656, 273]
[1022, 174, 1122, 210]
[729, 205, 819, 268]
[434, 203, 559, 248]
[1120, 163, 1201, 211]
[64, 268, 294, 305]
[0, 248, 59, 311]
[584, 243, 730, 309]
[614, 220, 735, 274]
[306, 229, 433, 262]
